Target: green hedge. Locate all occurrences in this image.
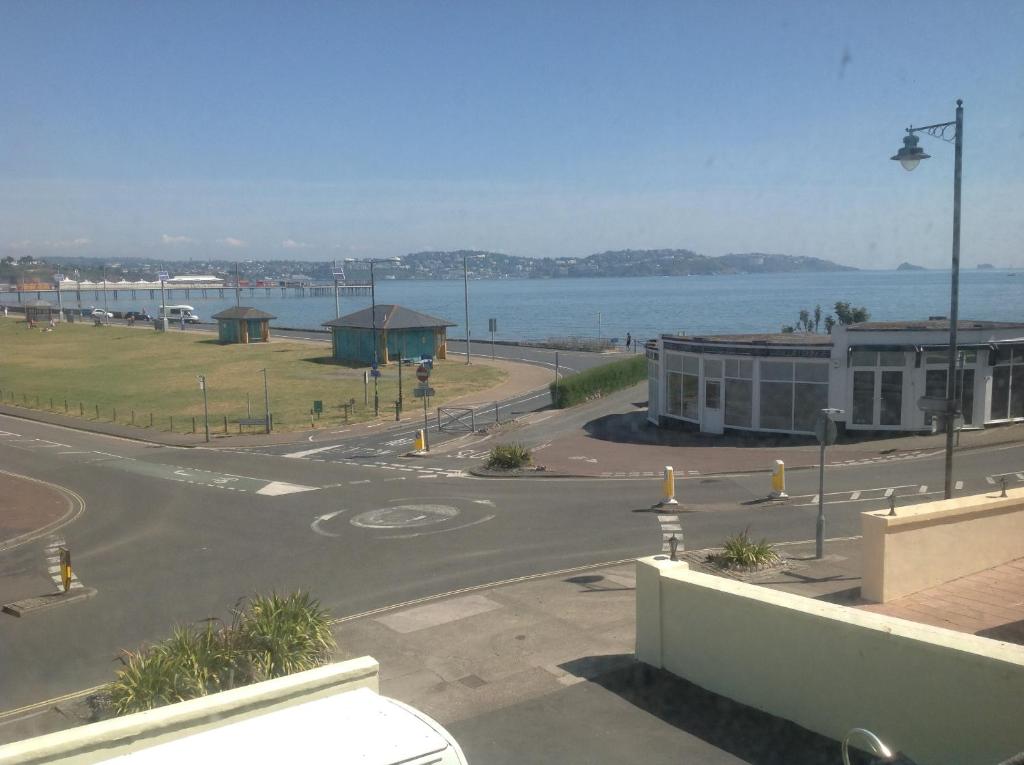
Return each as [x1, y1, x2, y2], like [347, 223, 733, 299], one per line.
[550, 355, 647, 408]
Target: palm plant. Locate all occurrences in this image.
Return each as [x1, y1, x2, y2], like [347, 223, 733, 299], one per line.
[234, 592, 335, 681]
[710, 527, 780, 568]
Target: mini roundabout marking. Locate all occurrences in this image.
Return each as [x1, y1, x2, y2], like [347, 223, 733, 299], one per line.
[310, 497, 496, 539]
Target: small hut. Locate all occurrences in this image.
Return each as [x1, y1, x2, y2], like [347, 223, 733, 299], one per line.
[25, 299, 55, 325]
[211, 306, 276, 344]
[322, 304, 454, 365]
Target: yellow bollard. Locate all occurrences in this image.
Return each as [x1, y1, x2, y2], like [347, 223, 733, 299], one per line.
[658, 466, 678, 506]
[770, 459, 787, 498]
[414, 429, 425, 451]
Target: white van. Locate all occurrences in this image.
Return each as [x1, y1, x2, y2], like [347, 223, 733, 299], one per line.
[161, 304, 200, 323]
[106, 687, 469, 764]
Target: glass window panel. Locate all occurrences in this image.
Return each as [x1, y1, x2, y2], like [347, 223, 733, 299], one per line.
[794, 383, 829, 432]
[924, 351, 947, 365]
[760, 361, 793, 381]
[961, 350, 977, 364]
[993, 346, 1013, 365]
[705, 379, 721, 409]
[737, 360, 753, 379]
[725, 359, 739, 377]
[852, 371, 875, 425]
[704, 359, 723, 378]
[992, 366, 1011, 420]
[1012, 364, 1024, 419]
[880, 371, 903, 426]
[759, 381, 794, 430]
[666, 372, 682, 416]
[959, 369, 975, 425]
[665, 353, 682, 372]
[851, 350, 876, 367]
[682, 355, 700, 374]
[682, 374, 699, 419]
[724, 379, 753, 427]
[879, 351, 906, 367]
[794, 363, 829, 382]
[925, 369, 947, 399]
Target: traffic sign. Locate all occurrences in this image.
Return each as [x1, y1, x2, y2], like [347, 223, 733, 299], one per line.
[488, 318, 497, 333]
[413, 387, 435, 398]
[416, 365, 430, 383]
[917, 396, 956, 414]
[313, 400, 323, 414]
[814, 415, 837, 446]
[370, 369, 381, 378]
[54, 273, 65, 283]
[158, 271, 170, 281]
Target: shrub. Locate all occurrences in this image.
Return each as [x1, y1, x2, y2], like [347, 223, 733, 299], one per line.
[709, 527, 780, 568]
[550, 355, 646, 409]
[105, 591, 335, 716]
[236, 592, 335, 681]
[486, 443, 533, 469]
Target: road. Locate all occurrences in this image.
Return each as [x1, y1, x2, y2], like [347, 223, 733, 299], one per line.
[1, 409, 1022, 721]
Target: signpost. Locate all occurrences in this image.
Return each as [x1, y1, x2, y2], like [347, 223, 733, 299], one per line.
[488, 318, 497, 358]
[313, 400, 323, 419]
[198, 375, 210, 442]
[416, 365, 432, 450]
[814, 408, 843, 559]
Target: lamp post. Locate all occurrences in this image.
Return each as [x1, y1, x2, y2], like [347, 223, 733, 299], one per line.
[891, 99, 964, 500]
[462, 254, 485, 364]
[815, 408, 843, 559]
[367, 257, 400, 417]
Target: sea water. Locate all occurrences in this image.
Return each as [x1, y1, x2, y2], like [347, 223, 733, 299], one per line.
[33, 269, 1024, 342]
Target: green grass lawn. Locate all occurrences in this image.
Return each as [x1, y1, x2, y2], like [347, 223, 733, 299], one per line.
[0, 320, 504, 434]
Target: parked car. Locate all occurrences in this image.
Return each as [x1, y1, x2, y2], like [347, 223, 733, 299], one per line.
[124, 310, 153, 322]
[91, 309, 115, 319]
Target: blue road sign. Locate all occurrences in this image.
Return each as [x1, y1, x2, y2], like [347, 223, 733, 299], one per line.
[370, 369, 381, 378]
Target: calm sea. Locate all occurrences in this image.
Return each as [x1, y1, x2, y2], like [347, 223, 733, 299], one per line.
[39, 270, 1024, 343]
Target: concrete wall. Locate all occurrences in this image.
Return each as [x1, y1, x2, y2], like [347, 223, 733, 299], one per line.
[636, 557, 1024, 765]
[862, 486, 1024, 602]
[0, 657, 379, 765]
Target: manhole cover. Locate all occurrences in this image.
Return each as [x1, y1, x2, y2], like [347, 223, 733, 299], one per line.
[350, 504, 459, 529]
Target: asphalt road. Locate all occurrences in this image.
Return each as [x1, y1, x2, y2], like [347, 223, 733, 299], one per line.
[1, 410, 1022, 718]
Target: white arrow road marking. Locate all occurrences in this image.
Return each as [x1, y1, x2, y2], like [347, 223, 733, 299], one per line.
[257, 481, 319, 496]
[311, 510, 347, 537]
[283, 444, 347, 459]
[382, 514, 496, 539]
[473, 499, 496, 506]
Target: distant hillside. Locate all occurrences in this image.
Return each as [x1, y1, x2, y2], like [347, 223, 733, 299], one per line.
[897, 262, 927, 271]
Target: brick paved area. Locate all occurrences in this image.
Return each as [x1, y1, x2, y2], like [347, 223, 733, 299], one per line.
[859, 558, 1024, 645]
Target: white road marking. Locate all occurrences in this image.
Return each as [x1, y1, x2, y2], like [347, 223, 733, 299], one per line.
[955, 480, 964, 490]
[660, 524, 682, 532]
[986, 475, 996, 485]
[850, 491, 861, 500]
[810, 494, 819, 504]
[282, 444, 347, 459]
[311, 510, 347, 537]
[918, 485, 928, 493]
[256, 481, 319, 496]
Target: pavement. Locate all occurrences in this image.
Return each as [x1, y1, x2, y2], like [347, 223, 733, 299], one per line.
[484, 382, 1024, 477]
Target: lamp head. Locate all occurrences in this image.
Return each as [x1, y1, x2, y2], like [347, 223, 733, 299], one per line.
[891, 132, 930, 171]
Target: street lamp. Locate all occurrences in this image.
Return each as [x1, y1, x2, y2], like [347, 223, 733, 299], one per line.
[463, 254, 485, 365]
[367, 257, 401, 416]
[891, 99, 963, 500]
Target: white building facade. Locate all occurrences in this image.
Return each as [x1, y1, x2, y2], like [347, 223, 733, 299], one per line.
[647, 320, 1024, 435]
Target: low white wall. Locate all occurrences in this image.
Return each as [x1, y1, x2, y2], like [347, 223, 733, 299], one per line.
[636, 557, 1024, 765]
[862, 486, 1024, 602]
[0, 657, 379, 765]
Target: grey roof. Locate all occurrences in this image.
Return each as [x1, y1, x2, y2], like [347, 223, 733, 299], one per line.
[848, 319, 1024, 332]
[663, 332, 833, 346]
[26, 299, 54, 308]
[211, 306, 276, 320]
[322, 304, 455, 330]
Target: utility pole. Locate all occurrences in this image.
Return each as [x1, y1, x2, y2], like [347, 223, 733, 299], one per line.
[333, 259, 341, 318]
[463, 253, 471, 365]
[370, 260, 379, 416]
[234, 262, 241, 307]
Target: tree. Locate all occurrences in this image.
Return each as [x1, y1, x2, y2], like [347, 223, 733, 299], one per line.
[18, 255, 33, 264]
[798, 308, 812, 333]
[1, 256, 13, 265]
[813, 305, 822, 333]
[824, 315, 836, 334]
[833, 301, 870, 326]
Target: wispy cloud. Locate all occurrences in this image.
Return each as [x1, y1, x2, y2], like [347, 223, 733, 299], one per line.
[161, 234, 194, 245]
[218, 237, 247, 248]
[8, 237, 90, 250]
[282, 238, 312, 250]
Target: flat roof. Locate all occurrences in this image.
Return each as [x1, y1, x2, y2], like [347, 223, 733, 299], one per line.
[662, 332, 832, 347]
[848, 320, 1024, 332]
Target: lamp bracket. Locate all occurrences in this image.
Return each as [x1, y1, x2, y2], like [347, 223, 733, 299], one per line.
[906, 120, 957, 144]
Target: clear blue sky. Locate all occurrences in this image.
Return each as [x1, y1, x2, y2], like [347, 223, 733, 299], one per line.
[1, 0, 1022, 267]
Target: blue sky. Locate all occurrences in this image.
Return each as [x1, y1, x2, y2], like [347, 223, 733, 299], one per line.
[1, 0, 1022, 267]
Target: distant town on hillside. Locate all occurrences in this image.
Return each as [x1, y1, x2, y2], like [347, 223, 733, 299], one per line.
[2, 249, 856, 285]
